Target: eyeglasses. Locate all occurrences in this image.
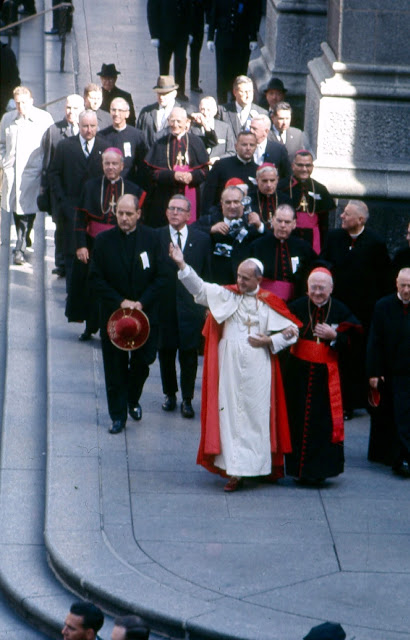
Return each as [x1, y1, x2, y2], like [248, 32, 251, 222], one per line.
[167, 206, 189, 213]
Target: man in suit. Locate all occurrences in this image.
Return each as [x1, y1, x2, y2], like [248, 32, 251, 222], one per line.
[40, 93, 84, 277]
[97, 64, 136, 127]
[136, 76, 182, 147]
[83, 83, 112, 130]
[207, 2, 262, 103]
[158, 195, 211, 418]
[90, 194, 164, 434]
[249, 114, 291, 179]
[147, 0, 192, 101]
[48, 109, 109, 289]
[190, 95, 235, 164]
[200, 130, 258, 215]
[217, 75, 267, 140]
[100, 97, 148, 186]
[194, 185, 265, 284]
[62, 602, 104, 640]
[270, 101, 308, 162]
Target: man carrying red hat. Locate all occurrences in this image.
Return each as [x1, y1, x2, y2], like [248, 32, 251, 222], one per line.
[90, 193, 164, 434]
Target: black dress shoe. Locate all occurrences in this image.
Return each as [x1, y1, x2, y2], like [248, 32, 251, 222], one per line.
[45, 27, 59, 35]
[52, 267, 66, 277]
[162, 395, 176, 412]
[109, 420, 125, 434]
[177, 93, 189, 102]
[79, 331, 92, 342]
[393, 461, 410, 478]
[191, 86, 203, 93]
[181, 400, 194, 419]
[128, 403, 142, 421]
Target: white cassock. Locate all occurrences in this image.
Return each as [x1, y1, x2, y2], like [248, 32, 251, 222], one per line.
[179, 265, 298, 477]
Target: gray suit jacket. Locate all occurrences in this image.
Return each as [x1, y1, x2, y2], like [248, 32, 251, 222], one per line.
[190, 119, 235, 160]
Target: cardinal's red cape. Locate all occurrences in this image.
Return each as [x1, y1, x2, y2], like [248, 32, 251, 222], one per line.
[197, 286, 302, 479]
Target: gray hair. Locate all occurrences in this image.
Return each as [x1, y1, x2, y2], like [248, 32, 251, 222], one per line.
[168, 194, 191, 211]
[348, 200, 369, 221]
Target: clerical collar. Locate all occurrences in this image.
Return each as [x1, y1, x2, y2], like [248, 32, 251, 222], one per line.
[236, 154, 252, 165]
[397, 293, 410, 305]
[312, 298, 330, 308]
[173, 132, 186, 140]
[349, 226, 365, 239]
[113, 124, 127, 132]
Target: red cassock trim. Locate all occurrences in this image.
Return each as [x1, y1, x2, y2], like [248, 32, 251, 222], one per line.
[196, 286, 300, 478]
[290, 338, 344, 443]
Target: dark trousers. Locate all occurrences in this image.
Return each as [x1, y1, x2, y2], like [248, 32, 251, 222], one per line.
[158, 38, 188, 94]
[101, 329, 157, 422]
[392, 375, 410, 467]
[13, 212, 35, 253]
[190, 19, 204, 87]
[215, 40, 251, 103]
[159, 347, 198, 400]
[51, 0, 72, 31]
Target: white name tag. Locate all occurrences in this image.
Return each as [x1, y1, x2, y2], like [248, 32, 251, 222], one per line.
[123, 142, 132, 157]
[140, 251, 150, 269]
[217, 138, 226, 144]
[291, 256, 299, 273]
[308, 192, 322, 200]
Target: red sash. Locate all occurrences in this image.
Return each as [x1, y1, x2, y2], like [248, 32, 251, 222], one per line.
[173, 164, 196, 223]
[260, 278, 294, 301]
[290, 339, 344, 443]
[296, 210, 320, 254]
[87, 220, 115, 238]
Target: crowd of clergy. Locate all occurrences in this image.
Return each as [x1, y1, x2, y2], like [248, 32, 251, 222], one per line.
[1, 10, 409, 492]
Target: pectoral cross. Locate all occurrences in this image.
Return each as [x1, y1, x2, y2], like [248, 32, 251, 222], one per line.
[243, 315, 258, 334]
[299, 194, 309, 212]
[176, 150, 185, 166]
[108, 193, 117, 212]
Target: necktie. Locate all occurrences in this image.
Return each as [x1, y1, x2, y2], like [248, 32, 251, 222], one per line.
[84, 141, 90, 157]
[177, 231, 182, 249]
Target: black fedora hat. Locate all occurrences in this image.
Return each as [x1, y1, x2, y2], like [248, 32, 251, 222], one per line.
[97, 63, 121, 77]
[263, 77, 287, 93]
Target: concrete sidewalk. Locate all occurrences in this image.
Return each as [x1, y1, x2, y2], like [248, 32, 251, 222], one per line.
[0, 1, 409, 638]
[42, 2, 410, 638]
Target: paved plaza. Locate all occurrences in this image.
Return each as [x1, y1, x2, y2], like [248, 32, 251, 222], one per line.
[0, 1, 409, 638]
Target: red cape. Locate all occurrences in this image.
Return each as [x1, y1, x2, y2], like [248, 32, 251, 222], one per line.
[197, 286, 302, 479]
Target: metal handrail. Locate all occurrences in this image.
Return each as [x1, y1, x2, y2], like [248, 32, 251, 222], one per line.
[0, 2, 74, 71]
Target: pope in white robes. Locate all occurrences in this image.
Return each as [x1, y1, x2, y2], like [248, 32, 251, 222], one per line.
[170, 243, 300, 491]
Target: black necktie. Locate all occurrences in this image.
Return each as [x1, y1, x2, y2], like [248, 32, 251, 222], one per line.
[177, 231, 182, 249]
[84, 141, 90, 157]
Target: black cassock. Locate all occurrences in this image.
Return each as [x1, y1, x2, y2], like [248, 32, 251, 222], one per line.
[66, 176, 140, 326]
[143, 132, 208, 228]
[284, 296, 361, 481]
[279, 176, 335, 253]
[366, 294, 410, 469]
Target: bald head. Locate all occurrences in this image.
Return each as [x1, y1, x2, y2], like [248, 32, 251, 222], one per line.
[397, 267, 410, 302]
[79, 110, 98, 140]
